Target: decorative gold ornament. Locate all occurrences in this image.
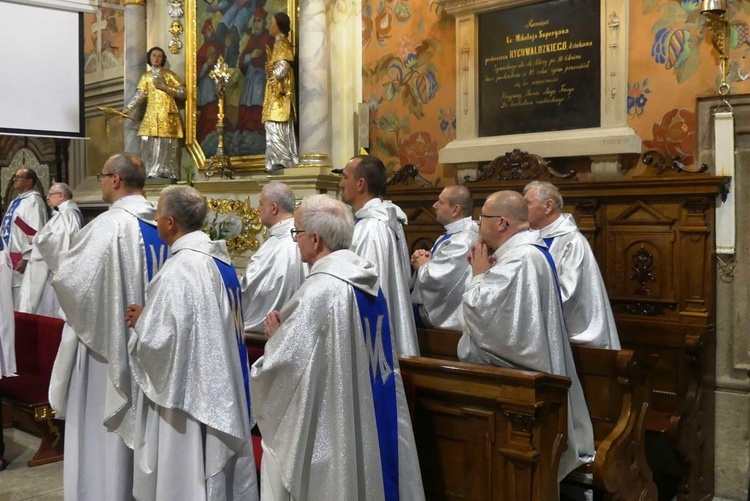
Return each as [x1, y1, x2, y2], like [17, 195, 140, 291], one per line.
[168, 20, 183, 36]
[203, 197, 262, 254]
[701, 0, 730, 95]
[205, 56, 235, 179]
[97, 106, 135, 138]
[168, 20, 184, 54]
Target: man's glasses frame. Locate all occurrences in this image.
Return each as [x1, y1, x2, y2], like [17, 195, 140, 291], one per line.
[290, 228, 306, 241]
[96, 172, 117, 182]
[478, 214, 510, 227]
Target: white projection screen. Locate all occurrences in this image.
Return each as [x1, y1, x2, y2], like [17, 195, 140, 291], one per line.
[0, 1, 84, 137]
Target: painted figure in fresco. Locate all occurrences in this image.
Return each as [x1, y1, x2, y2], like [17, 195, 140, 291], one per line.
[263, 12, 298, 172]
[123, 47, 185, 179]
[237, 8, 273, 133]
[196, 19, 224, 145]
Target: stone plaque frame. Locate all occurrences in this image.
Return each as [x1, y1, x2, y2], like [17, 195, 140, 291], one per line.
[440, 0, 640, 166]
[185, 0, 298, 172]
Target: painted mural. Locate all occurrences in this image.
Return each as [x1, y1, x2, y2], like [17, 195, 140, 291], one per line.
[362, 0, 455, 181]
[83, 3, 125, 84]
[362, 0, 750, 180]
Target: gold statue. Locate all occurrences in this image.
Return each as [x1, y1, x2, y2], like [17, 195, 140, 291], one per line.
[262, 13, 298, 173]
[123, 47, 186, 179]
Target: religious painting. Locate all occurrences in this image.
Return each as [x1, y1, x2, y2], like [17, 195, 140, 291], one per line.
[185, 0, 297, 171]
[83, 3, 125, 85]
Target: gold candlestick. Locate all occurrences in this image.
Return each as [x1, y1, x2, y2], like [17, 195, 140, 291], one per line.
[205, 56, 235, 179]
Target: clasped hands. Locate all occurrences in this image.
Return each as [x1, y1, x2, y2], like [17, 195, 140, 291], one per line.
[124, 304, 144, 328]
[410, 249, 431, 269]
[468, 242, 495, 276]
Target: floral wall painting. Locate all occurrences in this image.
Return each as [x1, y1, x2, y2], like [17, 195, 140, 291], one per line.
[628, 78, 651, 118]
[643, 108, 696, 165]
[362, 0, 456, 180]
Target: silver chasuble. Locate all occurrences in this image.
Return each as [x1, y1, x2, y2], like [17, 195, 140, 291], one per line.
[538, 213, 620, 349]
[459, 230, 595, 480]
[241, 217, 306, 333]
[411, 217, 478, 330]
[251, 250, 425, 501]
[18, 199, 83, 317]
[49, 195, 167, 501]
[0, 250, 15, 377]
[352, 198, 419, 356]
[130, 231, 258, 501]
[0, 190, 47, 293]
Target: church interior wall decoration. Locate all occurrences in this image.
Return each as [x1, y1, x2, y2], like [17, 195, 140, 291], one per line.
[185, 0, 297, 171]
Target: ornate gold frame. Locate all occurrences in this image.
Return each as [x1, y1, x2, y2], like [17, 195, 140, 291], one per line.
[185, 0, 298, 172]
[203, 197, 263, 253]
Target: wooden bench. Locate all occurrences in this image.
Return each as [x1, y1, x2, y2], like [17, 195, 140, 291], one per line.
[417, 327, 659, 501]
[0, 312, 65, 467]
[246, 333, 570, 499]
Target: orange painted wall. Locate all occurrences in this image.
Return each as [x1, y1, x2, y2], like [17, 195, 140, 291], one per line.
[362, 0, 750, 183]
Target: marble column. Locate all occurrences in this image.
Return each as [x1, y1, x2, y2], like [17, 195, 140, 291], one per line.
[297, 0, 332, 168]
[124, 0, 147, 155]
[329, 0, 362, 170]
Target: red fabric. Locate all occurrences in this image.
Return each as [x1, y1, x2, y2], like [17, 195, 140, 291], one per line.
[0, 313, 63, 406]
[246, 346, 264, 366]
[251, 434, 263, 471]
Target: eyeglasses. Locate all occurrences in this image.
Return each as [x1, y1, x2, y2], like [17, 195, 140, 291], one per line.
[12, 174, 31, 180]
[290, 228, 306, 241]
[96, 172, 116, 182]
[478, 214, 510, 227]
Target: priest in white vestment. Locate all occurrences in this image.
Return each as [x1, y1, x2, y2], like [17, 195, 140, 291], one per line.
[241, 182, 306, 333]
[523, 181, 620, 349]
[411, 185, 478, 331]
[0, 248, 15, 471]
[340, 155, 419, 356]
[459, 190, 595, 480]
[49, 153, 169, 501]
[126, 186, 258, 501]
[17, 183, 82, 317]
[251, 194, 425, 501]
[0, 168, 48, 304]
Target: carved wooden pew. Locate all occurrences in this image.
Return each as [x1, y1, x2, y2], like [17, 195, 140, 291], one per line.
[245, 334, 570, 500]
[417, 327, 658, 501]
[0, 313, 65, 467]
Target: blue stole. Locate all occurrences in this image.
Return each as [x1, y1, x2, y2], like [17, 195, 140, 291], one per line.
[543, 236, 555, 249]
[137, 220, 169, 281]
[0, 197, 23, 251]
[532, 244, 567, 330]
[430, 232, 452, 254]
[212, 257, 253, 421]
[353, 288, 400, 501]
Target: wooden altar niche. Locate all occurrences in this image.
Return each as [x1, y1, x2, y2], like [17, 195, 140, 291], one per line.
[387, 156, 728, 501]
[0, 135, 70, 213]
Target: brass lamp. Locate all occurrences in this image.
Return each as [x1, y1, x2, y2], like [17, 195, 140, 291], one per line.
[701, 0, 730, 95]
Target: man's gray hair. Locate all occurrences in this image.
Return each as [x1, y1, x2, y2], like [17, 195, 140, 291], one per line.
[523, 181, 563, 210]
[299, 194, 354, 252]
[159, 185, 207, 233]
[263, 182, 296, 214]
[107, 152, 146, 190]
[52, 182, 74, 200]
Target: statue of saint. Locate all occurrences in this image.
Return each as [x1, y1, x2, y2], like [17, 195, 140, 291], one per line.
[262, 12, 298, 173]
[123, 47, 186, 179]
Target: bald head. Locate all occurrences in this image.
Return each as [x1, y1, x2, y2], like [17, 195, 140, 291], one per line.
[445, 185, 473, 217]
[479, 191, 529, 250]
[485, 191, 528, 224]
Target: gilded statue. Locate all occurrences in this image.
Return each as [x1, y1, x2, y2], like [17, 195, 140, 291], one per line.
[123, 47, 186, 179]
[262, 12, 298, 173]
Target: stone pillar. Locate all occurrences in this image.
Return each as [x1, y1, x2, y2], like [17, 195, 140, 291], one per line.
[329, 0, 361, 170]
[124, 0, 147, 155]
[297, 0, 332, 168]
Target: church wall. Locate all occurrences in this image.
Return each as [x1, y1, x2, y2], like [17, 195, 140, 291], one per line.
[362, 0, 750, 184]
